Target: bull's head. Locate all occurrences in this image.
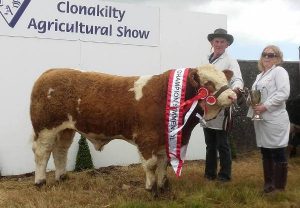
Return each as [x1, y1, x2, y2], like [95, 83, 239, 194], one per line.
[189, 64, 237, 120]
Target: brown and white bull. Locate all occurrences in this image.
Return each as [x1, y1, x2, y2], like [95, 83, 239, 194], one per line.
[30, 64, 236, 195]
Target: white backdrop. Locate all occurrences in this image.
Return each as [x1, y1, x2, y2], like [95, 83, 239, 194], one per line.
[0, 1, 226, 176]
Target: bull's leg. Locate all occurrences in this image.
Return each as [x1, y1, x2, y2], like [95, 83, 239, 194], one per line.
[140, 153, 158, 194]
[156, 150, 170, 193]
[32, 131, 57, 186]
[52, 129, 75, 182]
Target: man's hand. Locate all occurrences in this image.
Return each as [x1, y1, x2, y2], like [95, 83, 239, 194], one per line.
[233, 88, 245, 106]
[233, 88, 242, 95]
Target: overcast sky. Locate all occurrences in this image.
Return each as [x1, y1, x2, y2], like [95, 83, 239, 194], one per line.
[109, 0, 300, 61]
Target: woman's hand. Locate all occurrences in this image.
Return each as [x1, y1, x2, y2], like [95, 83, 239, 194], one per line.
[253, 104, 267, 114]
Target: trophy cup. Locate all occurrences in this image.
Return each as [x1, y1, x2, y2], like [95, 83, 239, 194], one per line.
[249, 90, 263, 120]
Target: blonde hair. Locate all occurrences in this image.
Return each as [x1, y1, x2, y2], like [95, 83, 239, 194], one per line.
[258, 45, 283, 71]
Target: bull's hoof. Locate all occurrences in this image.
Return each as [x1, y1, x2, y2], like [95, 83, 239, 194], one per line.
[151, 186, 159, 198]
[159, 178, 171, 194]
[145, 182, 158, 198]
[56, 174, 69, 182]
[35, 179, 46, 188]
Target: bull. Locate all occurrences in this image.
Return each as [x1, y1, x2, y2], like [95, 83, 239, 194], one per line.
[30, 65, 236, 195]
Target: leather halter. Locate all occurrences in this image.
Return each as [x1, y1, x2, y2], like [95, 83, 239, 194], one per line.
[214, 85, 229, 98]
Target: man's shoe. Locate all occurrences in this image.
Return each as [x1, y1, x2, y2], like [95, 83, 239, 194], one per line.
[217, 176, 231, 182]
[204, 174, 216, 181]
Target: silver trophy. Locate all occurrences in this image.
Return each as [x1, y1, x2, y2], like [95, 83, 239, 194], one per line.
[249, 90, 263, 120]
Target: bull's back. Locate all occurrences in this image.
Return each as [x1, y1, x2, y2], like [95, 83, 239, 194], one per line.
[30, 68, 139, 133]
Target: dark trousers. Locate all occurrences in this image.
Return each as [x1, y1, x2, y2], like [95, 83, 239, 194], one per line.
[260, 147, 288, 191]
[203, 128, 232, 179]
[261, 147, 287, 163]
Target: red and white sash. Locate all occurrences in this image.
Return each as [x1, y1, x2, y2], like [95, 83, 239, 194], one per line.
[165, 68, 218, 176]
[165, 68, 189, 177]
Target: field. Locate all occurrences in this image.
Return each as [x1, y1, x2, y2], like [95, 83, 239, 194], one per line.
[1, 151, 300, 208]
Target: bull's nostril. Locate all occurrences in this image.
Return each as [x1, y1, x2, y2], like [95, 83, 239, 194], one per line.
[228, 96, 237, 101]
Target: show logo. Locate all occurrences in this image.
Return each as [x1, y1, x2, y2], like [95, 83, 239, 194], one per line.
[0, 0, 31, 27]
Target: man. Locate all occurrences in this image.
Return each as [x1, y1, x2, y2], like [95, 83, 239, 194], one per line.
[203, 28, 244, 182]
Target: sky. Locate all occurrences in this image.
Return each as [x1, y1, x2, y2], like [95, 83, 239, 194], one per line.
[109, 0, 300, 61]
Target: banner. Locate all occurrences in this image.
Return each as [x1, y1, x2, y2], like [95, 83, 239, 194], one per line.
[0, 0, 159, 46]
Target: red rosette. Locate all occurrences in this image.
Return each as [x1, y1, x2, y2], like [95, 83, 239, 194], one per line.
[197, 87, 209, 99]
[206, 95, 217, 105]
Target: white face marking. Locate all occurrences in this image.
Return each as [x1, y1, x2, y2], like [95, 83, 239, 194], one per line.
[217, 89, 236, 106]
[197, 65, 236, 105]
[129, 75, 153, 100]
[197, 65, 228, 90]
[47, 88, 55, 99]
[196, 65, 236, 120]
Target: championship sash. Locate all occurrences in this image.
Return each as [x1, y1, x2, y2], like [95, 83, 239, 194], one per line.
[165, 68, 218, 176]
[165, 68, 189, 177]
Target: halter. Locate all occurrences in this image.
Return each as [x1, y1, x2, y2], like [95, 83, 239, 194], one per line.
[180, 85, 229, 111]
[214, 85, 229, 99]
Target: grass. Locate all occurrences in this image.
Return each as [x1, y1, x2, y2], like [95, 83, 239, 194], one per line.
[1, 151, 300, 208]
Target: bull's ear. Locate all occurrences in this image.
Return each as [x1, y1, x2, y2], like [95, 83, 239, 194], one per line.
[189, 68, 200, 88]
[223, 69, 233, 81]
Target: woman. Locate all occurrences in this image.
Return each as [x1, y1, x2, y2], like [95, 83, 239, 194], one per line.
[248, 45, 290, 193]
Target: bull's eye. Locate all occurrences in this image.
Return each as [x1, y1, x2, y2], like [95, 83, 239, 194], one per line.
[204, 81, 216, 94]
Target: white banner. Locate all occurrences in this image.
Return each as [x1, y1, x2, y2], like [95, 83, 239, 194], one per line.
[0, 0, 159, 46]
